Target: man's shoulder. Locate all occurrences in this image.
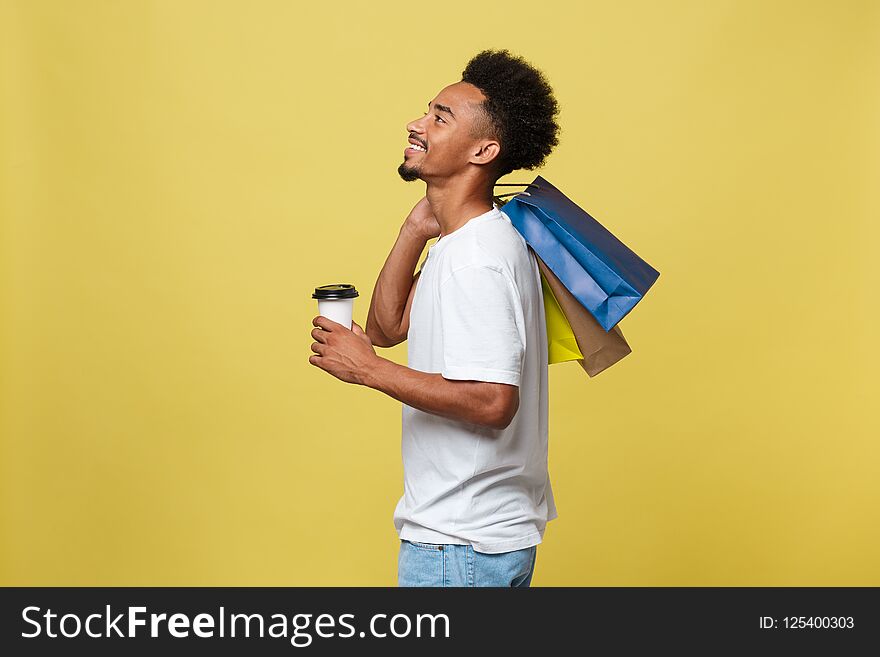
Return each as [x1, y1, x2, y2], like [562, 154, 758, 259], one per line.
[442, 212, 530, 277]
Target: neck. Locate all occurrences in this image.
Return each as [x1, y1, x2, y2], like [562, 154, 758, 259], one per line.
[425, 174, 496, 238]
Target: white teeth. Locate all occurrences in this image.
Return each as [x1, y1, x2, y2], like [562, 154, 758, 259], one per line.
[409, 143, 426, 151]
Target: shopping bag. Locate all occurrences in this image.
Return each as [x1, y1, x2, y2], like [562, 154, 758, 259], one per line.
[533, 248, 631, 376]
[540, 261, 584, 364]
[497, 175, 660, 331]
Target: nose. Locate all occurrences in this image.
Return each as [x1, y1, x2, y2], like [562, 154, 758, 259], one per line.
[406, 115, 426, 135]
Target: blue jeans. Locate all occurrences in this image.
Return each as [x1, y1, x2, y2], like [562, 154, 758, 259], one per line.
[397, 539, 537, 587]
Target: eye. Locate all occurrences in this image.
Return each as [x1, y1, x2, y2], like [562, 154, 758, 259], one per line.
[435, 115, 445, 123]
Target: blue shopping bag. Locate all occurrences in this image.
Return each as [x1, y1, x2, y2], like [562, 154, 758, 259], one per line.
[497, 175, 660, 332]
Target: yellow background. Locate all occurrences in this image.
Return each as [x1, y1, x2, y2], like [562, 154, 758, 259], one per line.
[1, 0, 878, 586]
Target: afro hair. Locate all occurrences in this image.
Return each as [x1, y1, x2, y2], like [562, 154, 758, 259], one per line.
[461, 49, 561, 179]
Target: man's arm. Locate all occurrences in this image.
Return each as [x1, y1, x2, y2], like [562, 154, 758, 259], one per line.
[365, 222, 426, 348]
[363, 358, 520, 431]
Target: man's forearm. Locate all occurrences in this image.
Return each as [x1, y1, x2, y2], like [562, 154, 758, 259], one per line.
[363, 357, 504, 430]
[366, 223, 426, 344]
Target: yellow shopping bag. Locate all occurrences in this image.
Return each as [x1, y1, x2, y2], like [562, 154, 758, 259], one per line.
[540, 268, 584, 364]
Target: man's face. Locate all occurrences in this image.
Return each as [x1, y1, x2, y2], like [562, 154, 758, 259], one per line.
[398, 81, 498, 183]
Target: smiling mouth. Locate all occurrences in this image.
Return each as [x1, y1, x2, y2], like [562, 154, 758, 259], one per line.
[406, 143, 427, 153]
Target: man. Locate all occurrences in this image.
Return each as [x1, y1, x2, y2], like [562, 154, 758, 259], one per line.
[308, 49, 561, 586]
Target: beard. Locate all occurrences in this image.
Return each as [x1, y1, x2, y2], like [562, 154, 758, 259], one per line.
[397, 160, 421, 182]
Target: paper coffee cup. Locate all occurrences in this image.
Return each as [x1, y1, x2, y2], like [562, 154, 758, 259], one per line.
[312, 284, 359, 330]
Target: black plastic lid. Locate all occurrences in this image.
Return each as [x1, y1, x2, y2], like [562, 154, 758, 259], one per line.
[312, 284, 359, 300]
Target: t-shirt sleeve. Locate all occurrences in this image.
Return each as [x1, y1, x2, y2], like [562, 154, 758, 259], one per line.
[438, 264, 525, 386]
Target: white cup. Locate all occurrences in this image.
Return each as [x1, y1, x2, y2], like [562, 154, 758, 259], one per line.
[317, 298, 354, 330]
[312, 284, 359, 330]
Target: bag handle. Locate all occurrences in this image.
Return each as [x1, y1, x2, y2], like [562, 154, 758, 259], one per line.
[492, 182, 542, 206]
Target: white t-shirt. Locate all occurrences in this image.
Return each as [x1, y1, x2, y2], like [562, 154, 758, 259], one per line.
[392, 203, 558, 554]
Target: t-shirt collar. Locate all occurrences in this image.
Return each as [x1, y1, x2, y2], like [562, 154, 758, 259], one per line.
[429, 203, 501, 255]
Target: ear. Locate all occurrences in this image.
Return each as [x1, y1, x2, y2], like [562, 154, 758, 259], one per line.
[469, 140, 501, 167]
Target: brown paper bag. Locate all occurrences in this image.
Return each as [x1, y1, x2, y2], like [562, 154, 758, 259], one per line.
[532, 248, 632, 377]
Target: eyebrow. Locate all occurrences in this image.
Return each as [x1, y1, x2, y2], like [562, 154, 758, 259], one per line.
[427, 101, 456, 120]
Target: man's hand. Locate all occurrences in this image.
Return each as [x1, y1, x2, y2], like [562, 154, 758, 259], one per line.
[403, 196, 441, 241]
[309, 316, 380, 386]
